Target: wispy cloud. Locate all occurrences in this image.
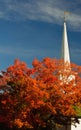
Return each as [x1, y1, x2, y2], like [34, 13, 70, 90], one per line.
[0, 45, 54, 58]
[71, 48, 81, 54]
[0, 45, 37, 57]
[70, 48, 81, 65]
[0, 0, 81, 31]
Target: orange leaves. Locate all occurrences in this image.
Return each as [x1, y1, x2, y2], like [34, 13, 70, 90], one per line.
[6, 59, 33, 78]
[0, 58, 81, 129]
[14, 119, 23, 128]
[32, 58, 40, 68]
[43, 57, 57, 70]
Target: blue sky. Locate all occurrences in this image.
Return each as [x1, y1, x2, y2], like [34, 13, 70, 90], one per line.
[0, 0, 81, 70]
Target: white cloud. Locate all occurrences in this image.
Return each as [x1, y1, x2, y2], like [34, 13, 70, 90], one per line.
[72, 48, 81, 54]
[0, 45, 35, 57]
[0, 45, 53, 58]
[0, 0, 81, 31]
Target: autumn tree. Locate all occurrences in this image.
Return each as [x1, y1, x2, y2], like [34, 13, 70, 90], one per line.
[0, 58, 81, 129]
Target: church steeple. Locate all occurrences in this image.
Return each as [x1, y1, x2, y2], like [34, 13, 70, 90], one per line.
[61, 15, 70, 64]
[60, 15, 75, 85]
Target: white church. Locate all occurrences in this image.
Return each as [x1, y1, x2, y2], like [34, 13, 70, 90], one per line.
[57, 16, 81, 130]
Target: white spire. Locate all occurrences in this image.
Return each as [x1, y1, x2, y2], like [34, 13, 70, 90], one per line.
[60, 19, 76, 85]
[61, 21, 70, 64]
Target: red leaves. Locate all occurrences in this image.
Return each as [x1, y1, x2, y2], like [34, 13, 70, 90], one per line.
[0, 58, 81, 128]
[1, 100, 6, 105]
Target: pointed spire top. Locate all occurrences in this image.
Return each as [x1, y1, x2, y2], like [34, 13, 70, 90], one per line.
[64, 11, 70, 23]
[61, 12, 70, 64]
[64, 12, 66, 22]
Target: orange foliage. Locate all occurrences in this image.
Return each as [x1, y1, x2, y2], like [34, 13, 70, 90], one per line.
[0, 58, 81, 129]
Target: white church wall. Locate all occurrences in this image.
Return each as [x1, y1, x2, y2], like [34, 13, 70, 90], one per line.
[71, 119, 81, 130]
